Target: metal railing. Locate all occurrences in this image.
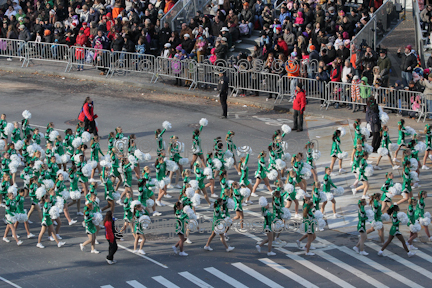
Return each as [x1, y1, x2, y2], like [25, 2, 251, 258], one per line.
[23, 41, 70, 67]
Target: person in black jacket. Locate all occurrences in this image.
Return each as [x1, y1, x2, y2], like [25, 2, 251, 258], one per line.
[397, 45, 417, 87]
[366, 98, 381, 153]
[217, 72, 229, 119]
[181, 33, 194, 54]
[104, 211, 119, 265]
[159, 22, 171, 46]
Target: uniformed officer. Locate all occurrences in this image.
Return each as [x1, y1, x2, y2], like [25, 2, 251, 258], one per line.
[217, 72, 229, 119]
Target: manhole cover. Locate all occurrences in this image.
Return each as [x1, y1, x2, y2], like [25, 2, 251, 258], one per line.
[65, 119, 79, 126]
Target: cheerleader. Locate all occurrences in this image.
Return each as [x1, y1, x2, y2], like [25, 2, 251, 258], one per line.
[133, 203, 147, 255]
[268, 145, 278, 180]
[6, 142, 17, 156]
[55, 173, 77, 225]
[415, 190, 431, 241]
[107, 132, 115, 152]
[47, 155, 59, 181]
[32, 128, 41, 145]
[14, 189, 35, 240]
[350, 143, 363, 189]
[138, 177, 161, 216]
[45, 122, 55, 144]
[219, 170, 228, 198]
[352, 152, 370, 199]
[321, 167, 341, 218]
[239, 154, 254, 204]
[22, 136, 32, 164]
[231, 182, 244, 228]
[365, 193, 385, 243]
[190, 126, 206, 168]
[11, 122, 21, 145]
[155, 127, 166, 157]
[37, 194, 65, 248]
[204, 198, 235, 252]
[0, 173, 10, 206]
[305, 142, 318, 182]
[21, 114, 33, 138]
[330, 129, 345, 174]
[67, 166, 83, 215]
[54, 135, 66, 170]
[214, 142, 226, 174]
[27, 177, 42, 221]
[75, 121, 85, 137]
[422, 124, 432, 169]
[251, 151, 273, 196]
[226, 131, 240, 174]
[393, 120, 408, 162]
[193, 162, 211, 206]
[291, 154, 307, 191]
[155, 156, 169, 206]
[406, 197, 418, 250]
[172, 201, 188, 256]
[80, 202, 99, 253]
[90, 136, 104, 180]
[256, 197, 276, 256]
[285, 170, 300, 218]
[350, 119, 362, 162]
[119, 191, 134, 235]
[168, 136, 183, 188]
[375, 126, 398, 169]
[301, 196, 316, 256]
[1, 153, 11, 185]
[109, 149, 122, 191]
[182, 169, 191, 191]
[353, 199, 369, 255]
[77, 154, 89, 195]
[205, 153, 217, 198]
[101, 173, 116, 213]
[272, 183, 286, 244]
[119, 158, 133, 201]
[115, 126, 124, 140]
[221, 187, 232, 240]
[86, 192, 101, 244]
[48, 189, 63, 240]
[396, 160, 413, 205]
[378, 204, 415, 257]
[0, 114, 7, 146]
[3, 190, 22, 245]
[64, 128, 74, 157]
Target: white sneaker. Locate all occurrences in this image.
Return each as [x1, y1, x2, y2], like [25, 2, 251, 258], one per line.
[95, 240, 100, 245]
[133, 250, 138, 253]
[58, 242, 65, 248]
[185, 238, 192, 244]
[77, 212, 84, 216]
[353, 246, 359, 253]
[246, 200, 253, 204]
[36, 243, 45, 248]
[17, 240, 23, 246]
[211, 194, 218, 198]
[56, 234, 62, 240]
[153, 211, 162, 216]
[392, 165, 400, 170]
[116, 200, 122, 205]
[226, 246, 235, 252]
[374, 166, 382, 170]
[172, 245, 178, 254]
[309, 245, 316, 250]
[410, 245, 418, 250]
[422, 165, 430, 170]
[334, 213, 342, 218]
[359, 251, 369, 256]
[407, 251, 416, 257]
[428, 236, 432, 242]
[267, 251, 276, 256]
[204, 245, 213, 251]
[27, 220, 33, 224]
[361, 195, 370, 200]
[179, 251, 188, 256]
[377, 250, 384, 256]
[167, 184, 174, 189]
[69, 219, 77, 225]
[155, 200, 163, 206]
[138, 239, 143, 243]
[106, 259, 113, 265]
[138, 249, 146, 255]
[27, 233, 35, 239]
[175, 184, 181, 189]
[164, 194, 173, 198]
[295, 213, 301, 219]
[242, 202, 248, 206]
[91, 249, 100, 254]
[2, 237, 10, 243]
[53, 221, 57, 226]
[256, 244, 261, 253]
[251, 193, 259, 197]
[338, 168, 345, 174]
[352, 188, 357, 195]
[393, 158, 401, 163]
[80, 243, 85, 251]
[49, 236, 55, 241]
[305, 252, 315, 256]
[350, 184, 357, 188]
[296, 240, 302, 248]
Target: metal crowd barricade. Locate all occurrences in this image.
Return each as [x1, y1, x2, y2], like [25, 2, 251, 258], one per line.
[325, 81, 364, 109]
[276, 76, 324, 104]
[0, 39, 26, 64]
[153, 57, 196, 90]
[195, 61, 236, 91]
[233, 70, 280, 98]
[418, 93, 432, 122]
[66, 46, 112, 73]
[23, 41, 70, 68]
[107, 51, 155, 79]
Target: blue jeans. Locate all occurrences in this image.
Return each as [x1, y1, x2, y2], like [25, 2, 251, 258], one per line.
[427, 99, 432, 118]
[401, 71, 413, 87]
[247, 22, 253, 36]
[254, 15, 263, 28]
[77, 59, 84, 70]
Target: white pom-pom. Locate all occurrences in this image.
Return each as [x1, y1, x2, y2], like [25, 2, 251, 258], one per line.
[300, 167, 311, 180]
[158, 180, 166, 189]
[240, 187, 251, 198]
[92, 212, 103, 225]
[6, 214, 17, 224]
[213, 158, 222, 170]
[185, 187, 195, 199]
[314, 210, 323, 219]
[100, 159, 112, 168]
[203, 167, 212, 178]
[199, 118, 208, 127]
[410, 221, 422, 233]
[179, 158, 189, 166]
[333, 186, 344, 196]
[81, 163, 93, 177]
[325, 192, 334, 201]
[364, 165, 374, 177]
[130, 200, 142, 212]
[366, 123, 372, 132]
[36, 187, 47, 200]
[0, 141, 4, 151]
[364, 143, 373, 154]
[377, 147, 388, 156]
[146, 198, 154, 208]
[366, 209, 374, 221]
[409, 158, 418, 171]
[275, 159, 286, 170]
[319, 192, 327, 202]
[4, 123, 13, 135]
[224, 150, 233, 159]
[55, 196, 64, 211]
[389, 143, 399, 152]
[187, 219, 198, 232]
[61, 154, 70, 164]
[15, 140, 24, 150]
[420, 217, 431, 226]
[9, 160, 20, 174]
[424, 212, 431, 219]
[259, 196, 268, 207]
[42, 179, 54, 189]
[381, 213, 390, 221]
[61, 190, 70, 200]
[112, 192, 121, 200]
[236, 146, 253, 157]
[318, 218, 326, 230]
[144, 153, 151, 161]
[393, 183, 402, 194]
[295, 189, 306, 200]
[272, 219, 284, 232]
[22, 110, 32, 119]
[81, 131, 91, 143]
[7, 186, 17, 197]
[17, 212, 28, 223]
[414, 141, 427, 153]
[126, 155, 137, 166]
[26, 143, 37, 155]
[337, 151, 348, 160]
[372, 220, 383, 230]
[312, 150, 321, 161]
[397, 212, 409, 225]
[405, 126, 416, 136]
[149, 178, 158, 187]
[267, 169, 278, 180]
[133, 150, 145, 162]
[49, 206, 60, 219]
[224, 157, 234, 169]
[281, 124, 291, 134]
[361, 127, 370, 138]
[138, 215, 152, 228]
[191, 194, 201, 207]
[227, 198, 235, 209]
[224, 217, 233, 227]
[284, 183, 294, 193]
[380, 112, 389, 124]
[49, 130, 59, 142]
[338, 127, 346, 137]
[189, 180, 198, 191]
[410, 171, 419, 182]
[387, 187, 397, 198]
[72, 137, 82, 148]
[70, 190, 81, 200]
[162, 121, 172, 130]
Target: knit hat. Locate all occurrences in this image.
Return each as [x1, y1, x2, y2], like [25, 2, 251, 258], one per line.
[309, 45, 315, 50]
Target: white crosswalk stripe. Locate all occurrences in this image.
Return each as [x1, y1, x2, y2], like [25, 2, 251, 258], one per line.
[393, 241, 432, 264]
[101, 286, 114, 288]
[126, 280, 147, 288]
[231, 262, 284, 288]
[259, 258, 319, 288]
[152, 276, 180, 288]
[338, 246, 424, 288]
[314, 250, 390, 288]
[178, 272, 214, 288]
[204, 267, 249, 288]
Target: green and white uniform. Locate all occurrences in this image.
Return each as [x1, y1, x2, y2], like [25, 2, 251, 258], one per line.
[381, 131, 391, 149]
[353, 125, 362, 148]
[175, 208, 188, 235]
[219, 176, 227, 198]
[55, 180, 67, 204]
[32, 132, 41, 145]
[11, 128, 21, 143]
[0, 119, 7, 139]
[123, 162, 132, 187]
[322, 174, 336, 193]
[330, 136, 342, 157]
[357, 205, 367, 232]
[156, 129, 166, 156]
[407, 204, 416, 227]
[155, 161, 166, 182]
[123, 197, 133, 222]
[415, 196, 425, 220]
[1, 158, 11, 175]
[206, 155, 215, 180]
[5, 198, 17, 225]
[312, 188, 321, 211]
[389, 211, 402, 236]
[211, 203, 224, 232]
[29, 183, 39, 205]
[372, 199, 382, 222]
[426, 126, 432, 151]
[64, 134, 74, 156]
[286, 176, 297, 201]
[402, 167, 412, 194]
[45, 126, 53, 144]
[84, 207, 96, 234]
[233, 188, 243, 212]
[76, 160, 88, 183]
[240, 154, 250, 186]
[303, 203, 315, 234]
[352, 149, 364, 173]
[91, 142, 104, 162]
[22, 119, 33, 137]
[104, 178, 115, 201]
[358, 158, 368, 182]
[192, 126, 203, 156]
[110, 153, 120, 178]
[255, 156, 268, 179]
[262, 206, 274, 233]
[397, 123, 407, 146]
[41, 201, 53, 227]
[0, 180, 11, 201]
[194, 163, 205, 190]
[134, 209, 149, 234]
[169, 140, 181, 164]
[380, 178, 394, 202]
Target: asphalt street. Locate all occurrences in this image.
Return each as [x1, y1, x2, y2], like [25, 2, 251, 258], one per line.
[1, 73, 432, 288]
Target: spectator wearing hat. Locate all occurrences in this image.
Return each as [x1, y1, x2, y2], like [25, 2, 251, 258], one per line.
[215, 37, 228, 60]
[220, 27, 232, 51]
[292, 83, 306, 132]
[377, 49, 391, 87]
[181, 33, 194, 54]
[217, 71, 229, 119]
[397, 45, 417, 87]
[240, 2, 253, 36]
[161, 43, 171, 58]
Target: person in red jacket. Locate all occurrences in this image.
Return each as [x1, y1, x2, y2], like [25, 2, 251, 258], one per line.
[330, 61, 341, 82]
[292, 83, 306, 132]
[75, 30, 88, 47]
[80, 22, 91, 37]
[78, 96, 98, 136]
[104, 211, 118, 265]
